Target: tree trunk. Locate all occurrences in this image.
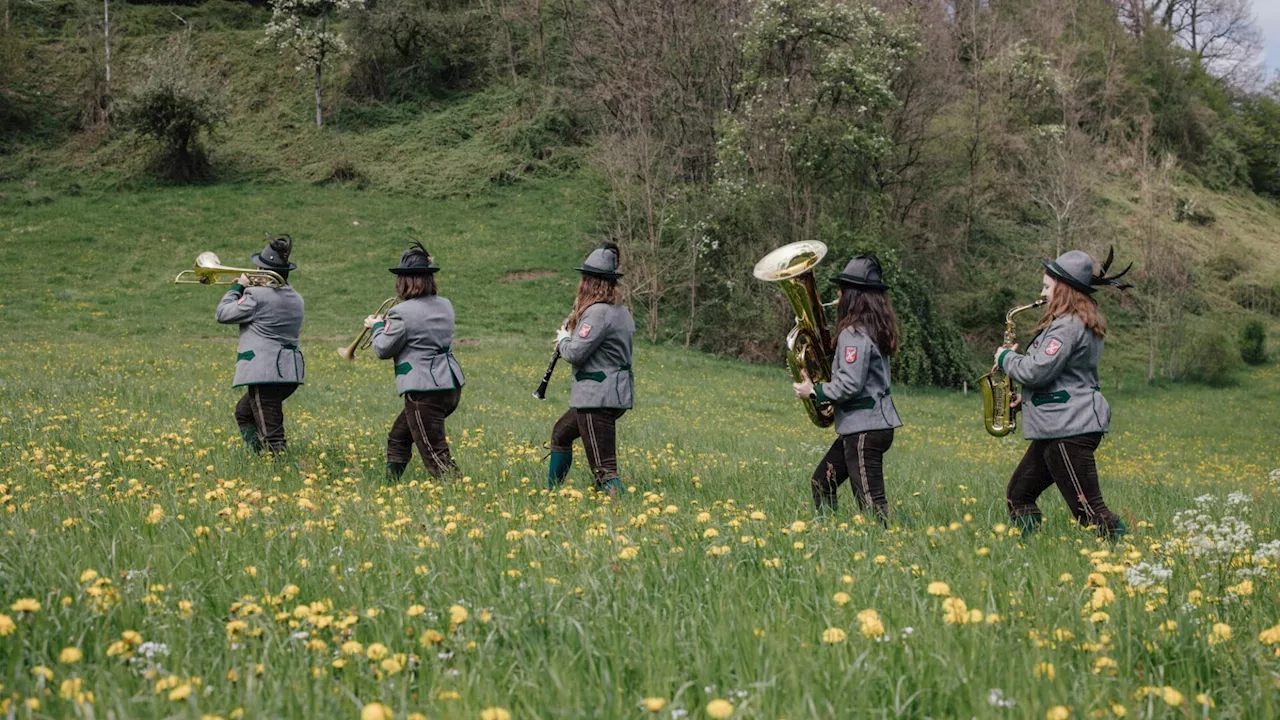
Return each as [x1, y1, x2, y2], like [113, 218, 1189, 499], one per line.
[315, 62, 324, 127]
[103, 0, 111, 105]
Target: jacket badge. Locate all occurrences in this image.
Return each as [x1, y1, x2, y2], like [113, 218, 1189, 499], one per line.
[1044, 339, 1062, 356]
[844, 347, 857, 364]
[578, 324, 592, 338]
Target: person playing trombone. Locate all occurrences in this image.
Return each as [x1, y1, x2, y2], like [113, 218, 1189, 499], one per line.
[366, 242, 466, 481]
[215, 235, 305, 455]
[546, 242, 634, 495]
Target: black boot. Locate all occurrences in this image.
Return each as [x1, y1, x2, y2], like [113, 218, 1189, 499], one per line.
[386, 462, 408, 482]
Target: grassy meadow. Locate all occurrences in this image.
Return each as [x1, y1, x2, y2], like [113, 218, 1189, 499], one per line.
[1, 182, 1280, 719]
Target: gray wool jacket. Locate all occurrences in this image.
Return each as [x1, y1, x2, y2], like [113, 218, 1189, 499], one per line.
[558, 302, 634, 409]
[999, 315, 1111, 440]
[815, 327, 902, 435]
[370, 295, 466, 395]
[215, 284, 306, 387]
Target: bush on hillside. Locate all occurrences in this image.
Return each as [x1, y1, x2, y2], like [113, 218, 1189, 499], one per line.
[347, 0, 488, 102]
[120, 36, 227, 181]
[1184, 320, 1242, 386]
[1240, 320, 1268, 366]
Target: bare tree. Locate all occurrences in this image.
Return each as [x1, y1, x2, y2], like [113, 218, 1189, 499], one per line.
[1135, 0, 1263, 79]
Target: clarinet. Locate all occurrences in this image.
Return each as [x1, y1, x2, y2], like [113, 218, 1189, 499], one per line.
[533, 348, 561, 400]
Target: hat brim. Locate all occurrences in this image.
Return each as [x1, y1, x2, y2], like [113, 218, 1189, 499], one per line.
[251, 254, 297, 272]
[833, 274, 887, 290]
[1041, 259, 1094, 294]
[576, 265, 623, 280]
[389, 266, 440, 275]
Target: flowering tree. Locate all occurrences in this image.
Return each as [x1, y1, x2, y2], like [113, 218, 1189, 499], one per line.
[263, 0, 365, 128]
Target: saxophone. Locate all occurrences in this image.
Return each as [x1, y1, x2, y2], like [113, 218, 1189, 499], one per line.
[753, 241, 836, 428]
[980, 300, 1046, 437]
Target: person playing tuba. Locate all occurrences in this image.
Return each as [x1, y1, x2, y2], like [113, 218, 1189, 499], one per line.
[792, 255, 903, 523]
[546, 242, 635, 495]
[994, 248, 1132, 538]
[366, 242, 466, 482]
[215, 235, 305, 455]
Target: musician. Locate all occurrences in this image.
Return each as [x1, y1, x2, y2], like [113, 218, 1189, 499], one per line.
[792, 255, 903, 522]
[994, 249, 1131, 538]
[367, 243, 466, 481]
[547, 242, 635, 495]
[215, 235, 305, 455]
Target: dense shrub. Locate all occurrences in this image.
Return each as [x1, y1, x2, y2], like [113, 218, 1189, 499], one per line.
[1184, 320, 1242, 386]
[347, 0, 488, 102]
[120, 36, 227, 181]
[1240, 320, 1268, 366]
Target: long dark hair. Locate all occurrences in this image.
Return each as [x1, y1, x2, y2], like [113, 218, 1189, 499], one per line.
[396, 273, 438, 299]
[834, 286, 900, 355]
[566, 275, 620, 329]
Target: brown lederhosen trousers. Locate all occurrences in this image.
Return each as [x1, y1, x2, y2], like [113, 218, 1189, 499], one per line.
[234, 383, 298, 453]
[1006, 433, 1121, 531]
[550, 408, 626, 482]
[387, 389, 462, 477]
[810, 428, 895, 518]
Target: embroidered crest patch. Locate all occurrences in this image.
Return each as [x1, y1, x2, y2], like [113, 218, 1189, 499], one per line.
[1044, 339, 1062, 356]
[578, 323, 592, 338]
[845, 347, 858, 364]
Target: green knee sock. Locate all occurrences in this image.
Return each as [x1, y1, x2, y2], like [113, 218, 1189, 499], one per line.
[1013, 513, 1043, 537]
[548, 451, 573, 489]
[386, 462, 408, 482]
[597, 477, 622, 496]
[1103, 518, 1129, 540]
[239, 425, 263, 454]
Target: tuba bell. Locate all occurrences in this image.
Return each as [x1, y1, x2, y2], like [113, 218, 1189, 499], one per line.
[174, 252, 284, 289]
[979, 299, 1045, 437]
[753, 241, 836, 428]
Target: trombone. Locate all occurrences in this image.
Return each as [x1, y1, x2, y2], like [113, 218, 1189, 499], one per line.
[337, 297, 400, 361]
[175, 252, 284, 288]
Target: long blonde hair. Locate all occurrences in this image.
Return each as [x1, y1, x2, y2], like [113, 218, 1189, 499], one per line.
[1034, 277, 1107, 338]
[565, 275, 620, 330]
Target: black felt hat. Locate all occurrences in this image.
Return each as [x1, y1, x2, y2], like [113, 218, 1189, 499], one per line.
[251, 234, 297, 271]
[833, 254, 887, 290]
[1042, 246, 1133, 294]
[390, 241, 439, 275]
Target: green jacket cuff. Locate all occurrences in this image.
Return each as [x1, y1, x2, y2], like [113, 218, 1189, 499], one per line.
[813, 383, 829, 405]
[372, 321, 386, 333]
[998, 349, 1012, 370]
[230, 283, 245, 294]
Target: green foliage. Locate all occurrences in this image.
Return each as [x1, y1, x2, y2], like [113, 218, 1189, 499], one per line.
[1240, 319, 1268, 366]
[1183, 318, 1242, 386]
[120, 35, 229, 181]
[346, 0, 489, 102]
[1231, 91, 1280, 199]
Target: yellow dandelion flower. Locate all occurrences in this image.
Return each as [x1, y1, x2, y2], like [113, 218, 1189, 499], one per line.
[1259, 622, 1280, 644]
[617, 547, 639, 560]
[1058, 573, 1073, 583]
[407, 605, 426, 617]
[942, 597, 969, 625]
[706, 699, 734, 718]
[1034, 662, 1055, 680]
[366, 643, 389, 661]
[380, 658, 403, 675]
[420, 630, 445, 646]
[1195, 693, 1214, 708]
[1227, 579, 1254, 596]
[1160, 687, 1184, 707]
[168, 683, 193, 702]
[10, 598, 39, 613]
[361, 702, 394, 720]
[1087, 587, 1115, 610]
[450, 605, 469, 625]
[856, 609, 885, 638]
[1092, 656, 1118, 674]
[408, 714, 427, 720]
[822, 627, 848, 644]
[0, 614, 15, 636]
[644, 697, 667, 712]
[59, 647, 83, 664]
[1045, 705, 1070, 720]
[1209, 623, 1232, 645]
[1110, 703, 1126, 717]
[927, 581, 951, 597]
[342, 641, 364, 655]
[480, 708, 511, 720]
[832, 592, 851, 607]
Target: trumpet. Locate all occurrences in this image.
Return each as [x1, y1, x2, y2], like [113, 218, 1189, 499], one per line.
[174, 252, 284, 288]
[337, 297, 400, 361]
[980, 299, 1046, 437]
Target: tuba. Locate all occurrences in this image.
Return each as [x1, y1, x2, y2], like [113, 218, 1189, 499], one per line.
[174, 252, 284, 289]
[979, 299, 1046, 437]
[337, 296, 401, 361]
[753, 241, 836, 428]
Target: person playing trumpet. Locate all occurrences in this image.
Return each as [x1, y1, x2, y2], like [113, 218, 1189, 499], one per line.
[792, 255, 903, 522]
[366, 242, 466, 481]
[994, 248, 1131, 538]
[215, 235, 305, 455]
[546, 242, 634, 495]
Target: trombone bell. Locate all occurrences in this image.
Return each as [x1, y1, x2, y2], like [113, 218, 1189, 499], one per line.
[174, 252, 284, 288]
